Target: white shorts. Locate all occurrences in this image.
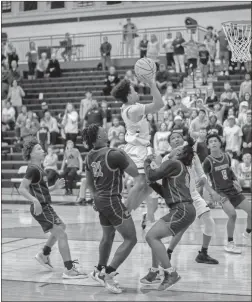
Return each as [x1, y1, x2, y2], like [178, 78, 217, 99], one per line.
[192, 191, 210, 218]
[123, 143, 148, 174]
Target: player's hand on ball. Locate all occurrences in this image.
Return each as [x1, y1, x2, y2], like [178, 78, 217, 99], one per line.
[32, 200, 42, 216]
[54, 178, 65, 190]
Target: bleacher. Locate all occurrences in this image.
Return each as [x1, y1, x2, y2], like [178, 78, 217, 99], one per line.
[1, 66, 248, 193]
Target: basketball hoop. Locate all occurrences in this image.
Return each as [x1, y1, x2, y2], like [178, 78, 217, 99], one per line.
[222, 20, 251, 62]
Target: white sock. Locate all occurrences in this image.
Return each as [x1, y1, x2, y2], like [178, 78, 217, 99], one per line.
[163, 267, 175, 274]
[151, 267, 159, 272]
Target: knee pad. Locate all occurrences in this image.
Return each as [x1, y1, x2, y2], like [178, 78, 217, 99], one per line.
[200, 213, 215, 237]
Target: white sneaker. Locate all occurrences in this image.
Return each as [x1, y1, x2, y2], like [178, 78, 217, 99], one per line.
[104, 271, 122, 294]
[225, 71, 229, 76]
[62, 261, 88, 279]
[35, 251, 53, 271]
[242, 232, 251, 240]
[90, 267, 104, 285]
[224, 242, 242, 254]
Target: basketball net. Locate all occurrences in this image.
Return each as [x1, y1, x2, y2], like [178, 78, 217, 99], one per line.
[222, 21, 251, 62]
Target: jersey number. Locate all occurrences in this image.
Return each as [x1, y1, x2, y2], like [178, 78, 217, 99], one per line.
[221, 170, 228, 180]
[91, 161, 103, 178]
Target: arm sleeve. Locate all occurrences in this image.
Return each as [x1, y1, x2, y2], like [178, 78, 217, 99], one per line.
[144, 159, 181, 182]
[107, 150, 129, 171]
[203, 158, 211, 174]
[24, 166, 40, 184]
[193, 154, 207, 179]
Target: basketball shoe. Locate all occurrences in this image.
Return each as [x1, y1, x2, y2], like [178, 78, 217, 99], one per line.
[62, 260, 88, 279]
[99, 269, 122, 294]
[195, 250, 219, 264]
[140, 268, 161, 284]
[224, 241, 242, 254]
[35, 251, 53, 271]
[158, 269, 181, 291]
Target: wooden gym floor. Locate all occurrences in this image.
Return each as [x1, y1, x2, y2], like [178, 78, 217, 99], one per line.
[1, 203, 251, 301]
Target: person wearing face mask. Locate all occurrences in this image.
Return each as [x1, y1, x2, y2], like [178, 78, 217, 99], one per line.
[103, 66, 120, 96]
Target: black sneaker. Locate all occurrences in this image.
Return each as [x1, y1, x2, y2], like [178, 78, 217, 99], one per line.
[141, 213, 147, 230]
[140, 268, 161, 284]
[86, 198, 94, 205]
[195, 251, 219, 264]
[158, 270, 181, 291]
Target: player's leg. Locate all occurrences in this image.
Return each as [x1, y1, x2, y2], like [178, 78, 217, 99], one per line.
[221, 197, 241, 253]
[66, 167, 77, 195]
[236, 198, 251, 241]
[166, 228, 186, 260]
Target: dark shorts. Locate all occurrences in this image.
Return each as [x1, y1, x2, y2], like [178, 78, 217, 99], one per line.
[188, 58, 197, 69]
[30, 203, 64, 233]
[218, 189, 246, 208]
[98, 198, 131, 227]
[161, 202, 196, 235]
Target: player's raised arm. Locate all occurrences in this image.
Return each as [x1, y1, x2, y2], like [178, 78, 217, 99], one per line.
[143, 79, 164, 115]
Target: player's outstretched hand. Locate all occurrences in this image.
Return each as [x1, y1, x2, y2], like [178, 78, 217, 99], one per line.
[145, 77, 156, 87]
[54, 178, 65, 190]
[32, 200, 42, 216]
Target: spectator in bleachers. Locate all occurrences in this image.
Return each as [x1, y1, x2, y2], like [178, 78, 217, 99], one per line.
[171, 115, 189, 140]
[139, 34, 148, 58]
[61, 32, 72, 62]
[223, 107, 238, 128]
[1, 64, 9, 100]
[7, 60, 21, 85]
[21, 117, 39, 143]
[162, 85, 175, 105]
[37, 102, 49, 121]
[44, 110, 59, 145]
[213, 103, 226, 124]
[242, 109, 252, 155]
[183, 39, 199, 80]
[189, 108, 209, 140]
[146, 113, 157, 147]
[198, 44, 210, 86]
[238, 101, 249, 128]
[195, 88, 205, 99]
[100, 36, 112, 71]
[15, 105, 27, 139]
[37, 120, 50, 151]
[172, 94, 190, 117]
[237, 153, 251, 191]
[153, 122, 171, 157]
[59, 140, 83, 195]
[103, 66, 120, 96]
[162, 32, 174, 68]
[26, 41, 38, 80]
[223, 115, 242, 157]
[8, 47, 19, 69]
[205, 86, 218, 109]
[147, 34, 160, 70]
[206, 113, 223, 136]
[7, 79, 25, 113]
[220, 81, 238, 102]
[220, 88, 239, 120]
[123, 18, 138, 58]
[108, 116, 125, 147]
[194, 127, 209, 163]
[162, 109, 174, 131]
[218, 29, 230, 76]
[36, 52, 49, 79]
[46, 53, 61, 78]
[188, 108, 198, 127]
[113, 132, 126, 149]
[239, 73, 251, 100]
[177, 109, 190, 128]
[100, 100, 112, 129]
[242, 92, 252, 105]
[124, 70, 138, 91]
[172, 32, 186, 73]
[80, 91, 93, 127]
[2, 101, 16, 130]
[205, 34, 216, 74]
[43, 145, 59, 187]
[83, 99, 106, 130]
[61, 103, 79, 146]
[155, 63, 169, 94]
[204, 26, 218, 43]
[181, 89, 192, 108]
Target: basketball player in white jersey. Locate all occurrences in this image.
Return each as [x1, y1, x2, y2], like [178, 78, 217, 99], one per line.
[111, 78, 163, 225]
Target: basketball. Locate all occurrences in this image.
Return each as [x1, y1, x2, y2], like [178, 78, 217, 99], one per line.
[134, 57, 156, 82]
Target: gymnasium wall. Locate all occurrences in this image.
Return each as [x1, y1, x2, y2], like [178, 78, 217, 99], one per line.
[2, 1, 251, 39]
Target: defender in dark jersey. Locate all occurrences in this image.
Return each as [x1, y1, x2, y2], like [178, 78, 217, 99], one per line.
[19, 138, 87, 279]
[203, 134, 251, 254]
[82, 124, 139, 294]
[143, 145, 196, 291]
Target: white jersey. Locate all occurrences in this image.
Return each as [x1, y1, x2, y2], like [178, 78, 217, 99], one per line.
[121, 102, 150, 146]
